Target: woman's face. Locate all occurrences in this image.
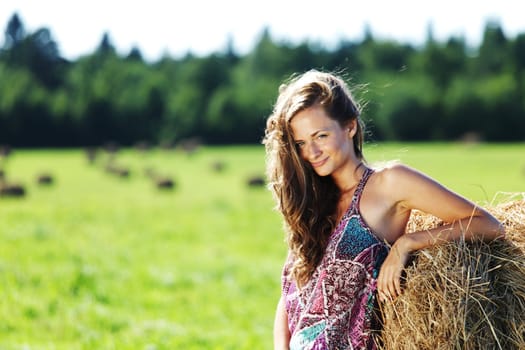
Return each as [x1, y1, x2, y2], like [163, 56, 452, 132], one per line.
[290, 105, 355, 177]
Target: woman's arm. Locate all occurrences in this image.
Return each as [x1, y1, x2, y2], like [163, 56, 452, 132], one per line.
[273, 296, 290, 350]
[376, 164, 505, 302]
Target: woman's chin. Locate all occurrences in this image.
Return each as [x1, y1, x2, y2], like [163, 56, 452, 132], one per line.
[313, 168, 331, 177]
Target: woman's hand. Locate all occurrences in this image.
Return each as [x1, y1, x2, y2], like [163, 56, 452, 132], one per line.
[377, 235, 412, 302]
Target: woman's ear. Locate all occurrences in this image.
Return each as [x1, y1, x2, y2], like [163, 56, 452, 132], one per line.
[348, 119, 358, 138]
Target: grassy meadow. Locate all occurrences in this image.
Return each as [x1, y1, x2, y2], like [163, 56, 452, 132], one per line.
[0, 142, 523, 349]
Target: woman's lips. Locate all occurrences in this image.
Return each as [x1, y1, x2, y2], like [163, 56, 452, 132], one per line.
[311, 158, 328, 168]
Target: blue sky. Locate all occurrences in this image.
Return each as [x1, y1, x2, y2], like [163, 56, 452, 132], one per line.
[1, 0, 524, 61]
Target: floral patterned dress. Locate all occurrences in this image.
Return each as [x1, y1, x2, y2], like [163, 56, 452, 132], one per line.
[281, 168, 389, 350]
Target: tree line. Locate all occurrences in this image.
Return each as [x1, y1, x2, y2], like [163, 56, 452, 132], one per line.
[1, 13, 524, 147]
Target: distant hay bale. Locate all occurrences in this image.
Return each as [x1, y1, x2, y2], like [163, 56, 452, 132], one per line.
[376, 199, 525, 350]
[105, 163, 130, 178]
[141, 165, 176, 190]
[178, 137, 201, 155]
[135, 141, 151, 152]
[104, 141, 120, 154]
[246, 175, 265, 188]
[36, 173, 54, 185]
[459, 131, 482, 144]
[85, 147, 98, 164]
[159, 140, 175, 150]
[0, 144, 12, 158]
[211, 160, 226, 173]
[154, 176, 175, 190]
[0, 183, 26, 197]
[114, 168, 130, 178]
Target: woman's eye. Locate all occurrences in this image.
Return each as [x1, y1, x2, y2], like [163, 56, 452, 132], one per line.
[295, 142, 305, 148]
[317, 134, 327, 139]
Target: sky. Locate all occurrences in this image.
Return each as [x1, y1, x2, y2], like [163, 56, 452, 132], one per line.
[1, 0, 524, 62]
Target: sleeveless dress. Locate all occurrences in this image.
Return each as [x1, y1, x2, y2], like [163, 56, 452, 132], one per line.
[281, 168, 389, 350]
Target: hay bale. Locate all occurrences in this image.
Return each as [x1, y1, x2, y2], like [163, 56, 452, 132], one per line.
[135, 141, 151, 152]
[247, 175, 265, 188]
[0, 183, 26, 197]
[36, 173, 54, 185]
[0, 145, 12, 158]
[178, 137, 201, 155]
[105, 163, 130, 178]
[154, 176, 175, 190]
[115, 167, 130, 178]
[104, 141, 120, 155]
[376, 199, 525, 350]
[159, 140, 175, 150]
[211, 160, 226, 173]
[85, 147, 98, 164]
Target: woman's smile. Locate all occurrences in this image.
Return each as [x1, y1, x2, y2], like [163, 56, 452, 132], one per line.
[311, 157, 328, 168]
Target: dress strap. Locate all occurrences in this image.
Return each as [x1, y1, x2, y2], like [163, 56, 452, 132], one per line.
[350, 166, 374, 210]
[337, 166, 375, 223]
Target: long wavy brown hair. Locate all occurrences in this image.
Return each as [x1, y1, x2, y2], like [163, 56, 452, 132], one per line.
[263, 70, 365, 288]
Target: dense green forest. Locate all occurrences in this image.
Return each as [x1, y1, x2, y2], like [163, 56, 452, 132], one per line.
[0, 13, 524, 147]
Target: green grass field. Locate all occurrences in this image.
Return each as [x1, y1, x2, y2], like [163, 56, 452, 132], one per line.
[0, 143, 523, 349]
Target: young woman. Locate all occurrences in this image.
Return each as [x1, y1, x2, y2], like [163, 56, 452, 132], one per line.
[263, 70, 504, 350]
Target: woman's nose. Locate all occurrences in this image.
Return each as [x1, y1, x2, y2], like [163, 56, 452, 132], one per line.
[306, 142, 321, 159]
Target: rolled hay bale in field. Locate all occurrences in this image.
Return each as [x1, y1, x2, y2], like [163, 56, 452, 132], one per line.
[178, 137, 201, 156]
[105, 162, 131, 178]
[154, 176, 175, 190]
[246, 174, 266, 188]
[36, 172, 54, 185]
[141, 166, 175, 190]
[211, 160, 226, 173]
[104, 141, 120, 155]
[376, 199, 525, 350]
[135, 140, 151, 152]
[0, 169, 26, 197]
[0, 183, 26, 197]
[0, 144, 12, 158]
[84, 147, 98, 164]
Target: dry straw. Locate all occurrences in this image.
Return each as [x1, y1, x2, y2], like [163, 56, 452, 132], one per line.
[375, 195, 525, 350]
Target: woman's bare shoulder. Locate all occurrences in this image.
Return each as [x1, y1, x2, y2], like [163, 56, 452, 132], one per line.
[370, 160, 416, 183]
